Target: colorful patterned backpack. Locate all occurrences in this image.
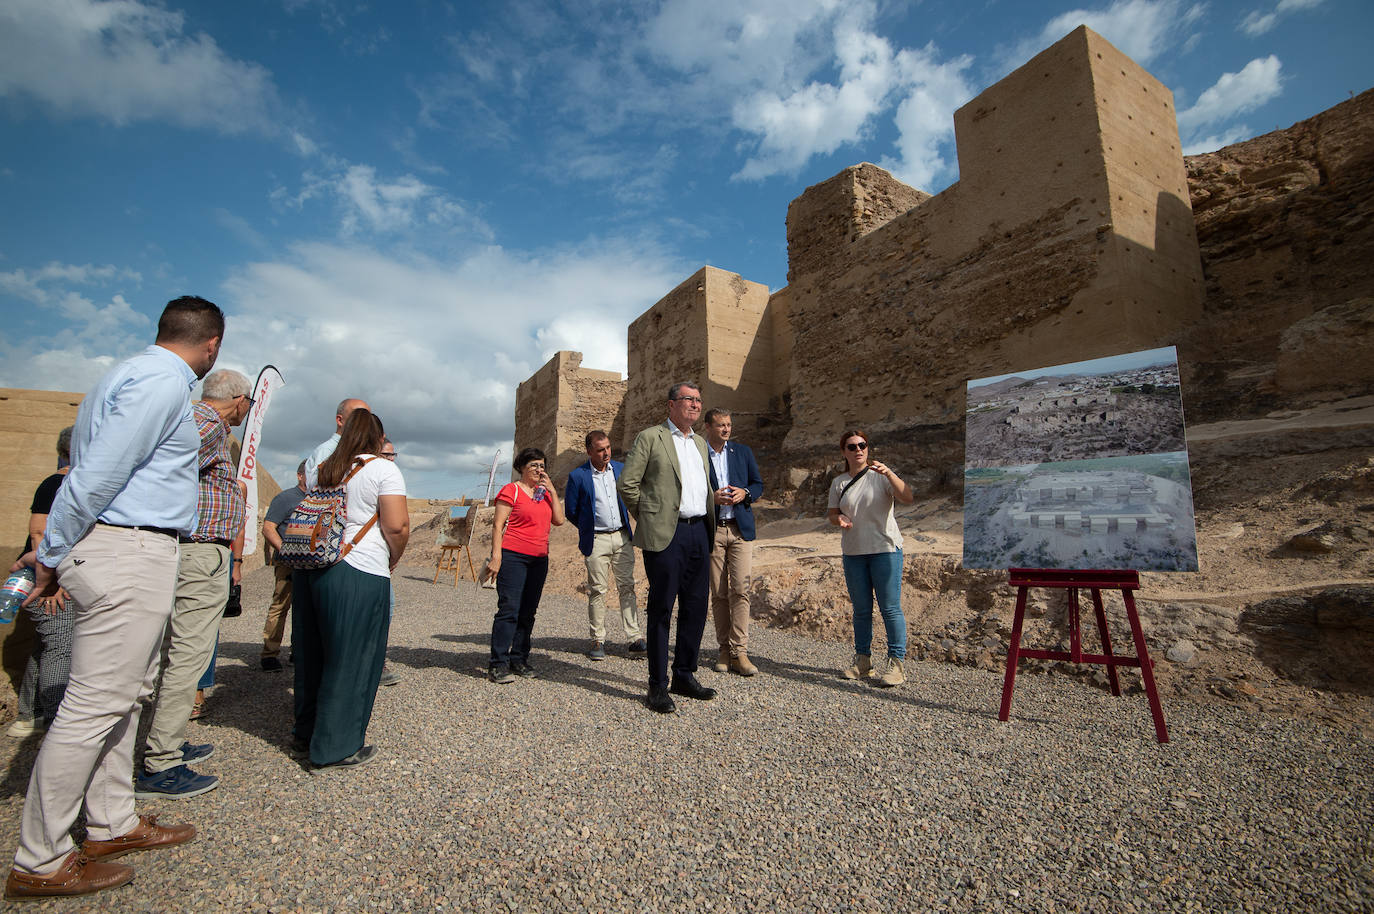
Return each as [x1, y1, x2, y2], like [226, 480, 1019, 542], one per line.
[276, 457, 379, 570]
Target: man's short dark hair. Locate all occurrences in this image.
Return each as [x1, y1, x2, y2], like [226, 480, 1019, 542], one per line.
[667, 381, 700, 401]
[585, 430, 610, 449]
[156, 296, 224, 345]
[296, 460, 308, 477]
[703, 408, 731, 424]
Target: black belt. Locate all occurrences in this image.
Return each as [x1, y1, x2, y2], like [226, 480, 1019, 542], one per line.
[717, 518, 737, 527]
[678, 515, 705, 525]
[594, 528, 622, 534]
[179, 536, 233, 548]
[99, 523, 178, 540]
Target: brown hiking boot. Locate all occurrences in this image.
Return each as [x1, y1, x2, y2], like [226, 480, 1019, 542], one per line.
[841, 654, 872, 680]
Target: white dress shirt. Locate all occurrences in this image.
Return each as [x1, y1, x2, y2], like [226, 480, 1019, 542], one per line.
[668, 421, 709, 519]
[709, 443, 734, 521]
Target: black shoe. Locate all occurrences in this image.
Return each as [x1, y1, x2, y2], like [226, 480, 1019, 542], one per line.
[289, 736, 310, 759]
[669, 673, 716, 701]
[646, 686, 676, 714]
[626, 638, 648, 655]
[488, 664, 516, 684]
[261, 656, 283, 672]
[510, 660, 537, 678]
[314, 745, 378, 770]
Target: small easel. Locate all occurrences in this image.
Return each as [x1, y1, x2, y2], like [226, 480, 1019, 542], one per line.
[998, 568, 1169, 743]
[433, 505, 479, 586]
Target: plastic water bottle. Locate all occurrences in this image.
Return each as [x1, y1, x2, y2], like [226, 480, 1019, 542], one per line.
[0, 568, 36, 624]
[533, 485, 546, 502]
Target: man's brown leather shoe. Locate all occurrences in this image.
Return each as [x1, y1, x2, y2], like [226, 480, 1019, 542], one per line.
[81, 813, 195, 861]
[4, 850, 133, 900]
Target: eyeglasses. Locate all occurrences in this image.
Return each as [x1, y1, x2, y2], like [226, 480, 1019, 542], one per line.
[845, 442, 868, 451]
[381, 452, 397, 460]
[671, 396, 702, 404]
[238, 394, 255, 408]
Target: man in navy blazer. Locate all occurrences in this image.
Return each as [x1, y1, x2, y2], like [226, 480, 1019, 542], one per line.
[704, 408, 765, 676]
[564, 430, 645, 660]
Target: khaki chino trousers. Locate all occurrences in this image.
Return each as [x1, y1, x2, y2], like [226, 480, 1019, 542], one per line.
[709, 521, 753, 657]
[585, 529, 640, 641]
[142, 541, 230, 774]
[15, 525, 178, 874]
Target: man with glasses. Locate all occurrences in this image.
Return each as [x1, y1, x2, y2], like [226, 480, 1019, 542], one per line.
[136, 368, 254, 799]
[618, 382, 716, 713]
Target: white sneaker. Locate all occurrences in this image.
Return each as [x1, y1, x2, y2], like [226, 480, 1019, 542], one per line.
[7, 717, 45, 737]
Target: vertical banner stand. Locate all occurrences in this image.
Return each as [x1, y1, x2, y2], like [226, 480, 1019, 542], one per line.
[999, 568, 1169, 743]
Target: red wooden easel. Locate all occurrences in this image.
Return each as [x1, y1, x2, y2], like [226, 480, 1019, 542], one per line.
[998, 568, 1169, 743]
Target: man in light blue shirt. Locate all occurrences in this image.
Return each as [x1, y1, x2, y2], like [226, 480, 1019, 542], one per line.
[303, 397, 369, 488]
[6, 297, 224, 902]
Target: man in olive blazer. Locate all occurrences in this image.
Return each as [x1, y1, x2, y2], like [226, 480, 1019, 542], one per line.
[618, 381, 717, 714]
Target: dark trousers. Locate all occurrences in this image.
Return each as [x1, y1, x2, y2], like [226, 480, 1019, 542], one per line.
[490, 550, 548, 667]
[642, 519, 711, 689]
[292, 563, 390, 766]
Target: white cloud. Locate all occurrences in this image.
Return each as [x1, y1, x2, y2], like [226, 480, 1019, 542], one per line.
[878, 48, 976, 190]
[1240, 0, 1324, 37]
[1028, 0, 1205, 67]
[0, 0, 279, 133]
[217, 237, 683, 495]
[274, 162, 494, 241]
[1177, 56, 1283, 135]
[1182, 125, 1254, 155]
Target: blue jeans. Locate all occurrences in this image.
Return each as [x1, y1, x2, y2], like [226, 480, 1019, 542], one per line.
[842, 551, 906, 659]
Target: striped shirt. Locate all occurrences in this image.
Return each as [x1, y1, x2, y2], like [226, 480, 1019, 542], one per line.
[191, 400, 246, 543]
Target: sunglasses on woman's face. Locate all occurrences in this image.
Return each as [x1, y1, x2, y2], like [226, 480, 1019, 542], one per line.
[845, 442, 868, 451]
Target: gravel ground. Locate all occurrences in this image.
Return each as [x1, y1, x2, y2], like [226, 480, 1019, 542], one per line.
[1, 564, 1370, 913]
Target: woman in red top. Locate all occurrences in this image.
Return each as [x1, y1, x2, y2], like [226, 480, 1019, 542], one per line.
[487, 447, 565, 683]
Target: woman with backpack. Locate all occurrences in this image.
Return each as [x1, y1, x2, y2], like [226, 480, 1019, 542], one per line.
[827, 428, 914, 687]
[291, 408, 409, 768]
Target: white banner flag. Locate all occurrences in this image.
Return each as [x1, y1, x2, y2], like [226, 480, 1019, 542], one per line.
[236, 365, 285, 556]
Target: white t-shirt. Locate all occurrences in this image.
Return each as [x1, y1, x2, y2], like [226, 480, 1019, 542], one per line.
[828, 470, 903, 556]
[341, 455, 407, 578]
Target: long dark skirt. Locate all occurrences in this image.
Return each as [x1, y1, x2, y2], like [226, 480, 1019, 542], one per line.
[292, 562, 390, 765]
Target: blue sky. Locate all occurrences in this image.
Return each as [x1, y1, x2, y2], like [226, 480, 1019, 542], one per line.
[969, 346, 1178, 387]
[1, 0, 1370, 498]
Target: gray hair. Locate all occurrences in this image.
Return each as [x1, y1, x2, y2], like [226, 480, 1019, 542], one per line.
[57, 426, 73, 462]
[667, 381, 700, 401]
[202, 369, 252, 401]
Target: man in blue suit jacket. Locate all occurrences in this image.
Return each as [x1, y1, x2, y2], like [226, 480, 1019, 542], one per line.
[564, 430, 645, 660]
[704, 408, 765, 676]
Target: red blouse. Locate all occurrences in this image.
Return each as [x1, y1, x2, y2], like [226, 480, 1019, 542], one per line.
[495, 482, 553, 557]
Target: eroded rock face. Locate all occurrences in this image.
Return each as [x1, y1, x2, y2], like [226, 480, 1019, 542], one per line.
[1275, 298, 1374, 397]
[1240, 586, 1374, 693]
[1182, 89, 1374, 421]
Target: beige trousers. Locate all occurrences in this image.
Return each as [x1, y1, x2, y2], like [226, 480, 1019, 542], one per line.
[262, 561, 293, 656]
[142, 541, 229, 774]
[585, 529, 640, 641]
[15, 525, 178, 874]
[709, 521, 753, 656]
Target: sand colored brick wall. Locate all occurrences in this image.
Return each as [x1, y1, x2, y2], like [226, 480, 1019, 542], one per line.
[0, 389, 82, 559]
[782, 26, 1204, 480]
[515, 351, 627, 485]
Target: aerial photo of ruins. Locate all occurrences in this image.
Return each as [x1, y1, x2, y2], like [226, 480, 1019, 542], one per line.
[965, 347, 1188, 466]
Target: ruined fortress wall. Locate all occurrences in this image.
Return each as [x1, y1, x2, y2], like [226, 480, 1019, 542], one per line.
[0, 389, 82, 559]
[514, 351, 626, 485]
[767, 285, 794, 411]
[1182, 88, 1374, 419]
[781, 27, 1204, 484]
[702, 268, 773, 438]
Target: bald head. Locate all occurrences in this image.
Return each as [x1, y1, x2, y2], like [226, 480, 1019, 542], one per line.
[335, 398, 370, 433]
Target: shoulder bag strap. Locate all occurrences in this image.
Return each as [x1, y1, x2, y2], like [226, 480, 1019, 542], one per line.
[337, 456, 381, 559]
[838, 467, 870, 507]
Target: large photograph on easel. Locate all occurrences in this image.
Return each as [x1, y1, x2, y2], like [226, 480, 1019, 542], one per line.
[962, 346, 1199, 572]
